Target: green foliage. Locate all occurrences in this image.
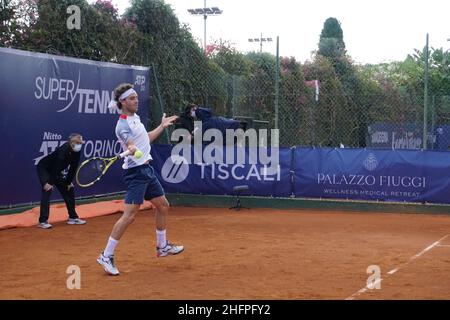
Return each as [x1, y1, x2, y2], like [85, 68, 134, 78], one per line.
[3, 4, 450, 148]
[304, 56, 350, 146]
[278, 57, 308, 146]
[124, 0, 213, 130]
[320, 17, 344, 41]
[1, 0, 38, 47]
[359, 45, 450, 131]
[212, 41, 251, 76]
[240, 52, 276, 122]
[318, 18, 346, 59]
[1, 0, 141, 62]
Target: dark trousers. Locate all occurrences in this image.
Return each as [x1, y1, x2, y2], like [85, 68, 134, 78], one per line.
[37, 165, 78, 223]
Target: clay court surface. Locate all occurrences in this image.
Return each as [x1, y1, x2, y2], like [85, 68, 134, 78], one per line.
[1, 206, 450, 300]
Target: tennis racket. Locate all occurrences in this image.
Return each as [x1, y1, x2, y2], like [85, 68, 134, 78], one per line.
[76, 150, 132, 187]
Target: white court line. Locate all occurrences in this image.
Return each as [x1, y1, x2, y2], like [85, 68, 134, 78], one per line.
[345, 234, 449, 300]
[387, 268, 398, 275]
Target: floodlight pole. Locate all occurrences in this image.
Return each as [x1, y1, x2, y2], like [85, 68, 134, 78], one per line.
[188, 1, 222, 55]
[248, 33, 272, 53]
[203, 0, 207, 54]
[260, 33, 263, 53]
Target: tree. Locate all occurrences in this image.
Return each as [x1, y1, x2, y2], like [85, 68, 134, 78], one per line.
[278, 57, 308, 146]
[210, 41, 251, 117]
[304, 56, 351, 146]
[315, 17, 368, 146]
[211, 40, 251, 76]
[241, 52, 276, 123]
[3, 0, 141, 62]
[318, 17, 346, 59]
[125, 0, 215, 133]
[0, 0, 38, 48]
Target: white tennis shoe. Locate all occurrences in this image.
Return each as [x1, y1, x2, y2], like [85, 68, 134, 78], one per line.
[156, 241, 184, 257]
[67, 218, 86, 225]
[37, 222, 52, 229]
[97, 253, 119, 276]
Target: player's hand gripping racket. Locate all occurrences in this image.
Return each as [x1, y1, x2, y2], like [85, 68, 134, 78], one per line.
[76, 150, 140, 187]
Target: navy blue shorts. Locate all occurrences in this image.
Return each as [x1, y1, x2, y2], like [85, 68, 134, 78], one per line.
[123, 164, 165, 205]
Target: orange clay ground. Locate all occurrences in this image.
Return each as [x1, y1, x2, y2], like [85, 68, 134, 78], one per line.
[1, 206, 450, 299]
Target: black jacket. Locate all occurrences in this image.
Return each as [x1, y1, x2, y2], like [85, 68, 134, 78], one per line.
[174, 111, 195, 144]
[195, 107, 241, 134]
[175, 113, 195, 134]
[37, 142, 80, 185]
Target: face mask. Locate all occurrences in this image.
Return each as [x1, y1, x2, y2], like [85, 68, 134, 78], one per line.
[190, 110, 196, 118]
[72, 144, 82, 152]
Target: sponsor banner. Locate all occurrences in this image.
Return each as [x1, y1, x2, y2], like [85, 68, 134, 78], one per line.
[150, 144, 292, 197]
[0, 47, 150, 206]
[367, 122, 437, 150]
[293, 147, 450, 204]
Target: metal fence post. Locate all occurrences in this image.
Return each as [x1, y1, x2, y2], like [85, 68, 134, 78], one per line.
[274, 36, 280, 130]
[423, 33, 429, 149]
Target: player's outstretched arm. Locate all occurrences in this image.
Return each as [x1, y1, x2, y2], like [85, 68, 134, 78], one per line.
[148, 113, 178, 142]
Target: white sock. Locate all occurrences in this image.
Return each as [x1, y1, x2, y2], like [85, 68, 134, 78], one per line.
[156, 229, 167, 248]
[104, 237, 119, 257]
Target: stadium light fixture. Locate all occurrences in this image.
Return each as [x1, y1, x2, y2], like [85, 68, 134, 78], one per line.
[248, 33, 273, 53]
[187, 1, 223, 54]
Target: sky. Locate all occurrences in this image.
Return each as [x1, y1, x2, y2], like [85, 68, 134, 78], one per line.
[98, 0, 450, 65]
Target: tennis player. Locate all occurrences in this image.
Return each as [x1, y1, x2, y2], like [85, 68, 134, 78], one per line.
[97, 83, 183, 276]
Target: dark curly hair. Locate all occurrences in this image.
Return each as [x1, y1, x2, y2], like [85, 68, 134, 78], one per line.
[113, 83, 134, 109]
[184, 103, 198, 115]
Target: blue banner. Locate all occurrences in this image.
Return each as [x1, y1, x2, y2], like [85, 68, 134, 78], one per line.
[0, 47, 150, 207]
[294, 147, 450, 204]
[4, 48, 450, 208]
[367, 122, 437, 150]
[151, 144, 292, 197]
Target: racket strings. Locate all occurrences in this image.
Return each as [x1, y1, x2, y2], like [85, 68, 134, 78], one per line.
[77, 158, 107, 186]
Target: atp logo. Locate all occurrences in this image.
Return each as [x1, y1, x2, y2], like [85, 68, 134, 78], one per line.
[161, 155, 189, 183]
[135, 75, 146, 92]
[34, 132, 65, 165]
[363, 153, 378, 171]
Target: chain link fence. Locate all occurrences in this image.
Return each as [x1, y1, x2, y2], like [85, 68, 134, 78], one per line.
[3, 0, 447, 150]
[148, 47, 450, 150]
[3, 0, 448, 150]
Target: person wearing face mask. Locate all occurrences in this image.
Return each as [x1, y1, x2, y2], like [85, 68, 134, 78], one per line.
[36, 133, 87, 229]
[174, 103, 198, 143]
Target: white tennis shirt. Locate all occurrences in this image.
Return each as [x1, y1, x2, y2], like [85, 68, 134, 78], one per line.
[115, 113, 152, 169]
